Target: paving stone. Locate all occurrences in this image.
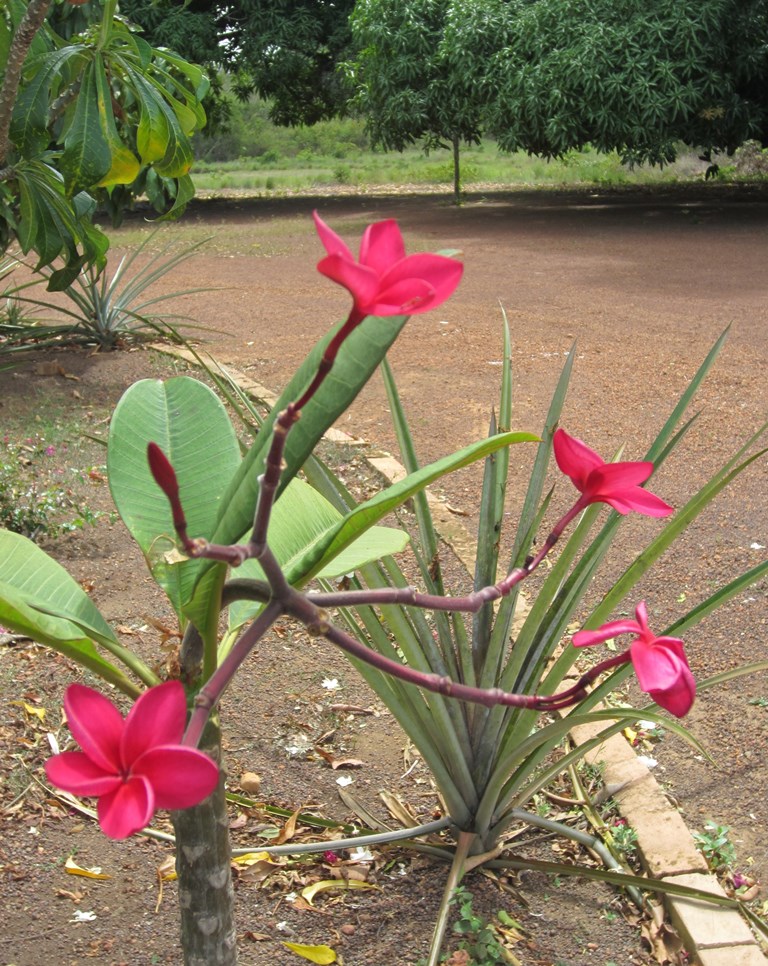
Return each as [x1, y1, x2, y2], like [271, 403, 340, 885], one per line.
[570, 720, 709, 878]
[665, 873, 757, 950]
[696, 944, 768, 965]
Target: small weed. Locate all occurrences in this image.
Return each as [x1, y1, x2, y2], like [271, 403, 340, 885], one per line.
[609, 819, 638, 858]
[693, 821, 737, 871]
[0, 433, 105, 541]
[748, 696, 768, 708]
[449, 886, 510, 964]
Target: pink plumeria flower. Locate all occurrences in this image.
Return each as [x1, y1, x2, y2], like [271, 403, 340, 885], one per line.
[313, 211, 463, 322]
[45, 682, 219, 839]
[553, 428, 673, 517]
[573, 601, 695, 717]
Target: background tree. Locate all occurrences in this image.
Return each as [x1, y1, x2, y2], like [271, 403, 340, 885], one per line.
[119, 0, 355, 126]
[347, 0, 767, 175]
[448, 0, 768, 165]
[0, 0, 209, 288]
[348, 0, 485, 200]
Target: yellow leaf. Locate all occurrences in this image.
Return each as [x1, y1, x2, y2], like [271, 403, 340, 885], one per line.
[231, 851, 273, 867]
[157, 856, 177, 881]
[281, 942, 337, 964]
[65, 856, 111, 880]
[10, 700, 46, 722]
[301, 879, 380, 906]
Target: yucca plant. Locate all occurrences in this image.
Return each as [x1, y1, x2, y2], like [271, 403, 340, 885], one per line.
[0, 231, 212, 353]
[303, 322, 768, 959]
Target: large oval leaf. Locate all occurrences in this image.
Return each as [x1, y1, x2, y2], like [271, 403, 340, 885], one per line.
[108, 377, 240, 620]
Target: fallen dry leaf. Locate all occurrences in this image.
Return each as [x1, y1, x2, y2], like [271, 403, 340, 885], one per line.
[281, 941, 337, 963]
[65, 857, 111, 880]
[56, 888, 84, 902]
[301, 879, 380, 906]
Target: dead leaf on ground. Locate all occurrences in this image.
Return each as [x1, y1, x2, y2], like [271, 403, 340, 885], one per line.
[641, 901, 684, 964]
[56, 887, 84, 902]
[281, 941, 337, 964]
[301, 879, 380, 906]
[65, 857, 111, 880]
[314, 746, 364, 770]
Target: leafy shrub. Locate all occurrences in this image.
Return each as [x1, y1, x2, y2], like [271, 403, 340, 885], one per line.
[0, 435, 103, 541]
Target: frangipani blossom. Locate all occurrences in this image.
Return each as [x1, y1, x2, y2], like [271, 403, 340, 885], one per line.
[313, 211, 463, 322]
[553, 428, 673, 517]
[45, 682, 219, 839]
[573, 601, 695, 717]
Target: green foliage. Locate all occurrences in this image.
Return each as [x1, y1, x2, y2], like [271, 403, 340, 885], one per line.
[449, 887, 509, 965]
[319, 326, 768, 863]
[120, 0, 355, 126]
[0, 0, 208, 286]
[693, 821, 738, 871]
[454, 0, 768, 165]
[0, 230, 211, 352]
[348, 0, 768, 170]
[0, 432, 103, 540]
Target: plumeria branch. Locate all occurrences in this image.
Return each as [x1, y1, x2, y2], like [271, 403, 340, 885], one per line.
[152, 400, 656, 747]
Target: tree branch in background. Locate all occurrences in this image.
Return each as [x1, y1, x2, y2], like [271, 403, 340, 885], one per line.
[0, 0, 52, 177]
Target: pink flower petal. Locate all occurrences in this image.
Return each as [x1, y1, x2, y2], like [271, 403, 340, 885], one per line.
[98, 774, 154, 839]
[588, 461, 654, 491]
[45, 751, 121, 796]
[554, 429, 672, 518]
[553, 429, 604, 487]
[379, 253, 464, 314]
[136, 746, 219, 810]
[572, 619, 642, 648]
[316, 254, 381, 311]
[64, 684, 123, 773]
[121, 681, 186, 768]
[630, 637, 695, 717]
[606, 487, 674, 518]
[370, 278, 435, 316]
[359, 219, 405, 274]
[314, 214, 462, 320]
[313, 211, 353, 261]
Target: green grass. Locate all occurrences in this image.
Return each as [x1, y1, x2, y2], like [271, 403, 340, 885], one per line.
[190, 140, 705, 195]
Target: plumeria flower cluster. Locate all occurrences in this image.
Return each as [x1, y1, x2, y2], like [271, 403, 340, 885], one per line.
[45, 213, 697, 838]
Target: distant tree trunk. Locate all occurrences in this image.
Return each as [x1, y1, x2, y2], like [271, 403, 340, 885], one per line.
[172, 718, 237, 965]
[452, 134, 461, 204]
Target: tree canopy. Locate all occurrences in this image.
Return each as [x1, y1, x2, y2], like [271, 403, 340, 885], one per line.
[119, 0, 355, 125]
[349, 0, 768, 167]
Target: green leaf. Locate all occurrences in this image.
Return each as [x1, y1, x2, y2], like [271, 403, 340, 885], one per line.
[0, 531, 145, 695]
[93, 53, 140, 186]
[107, 377, 241, 621]
[207, 311, 414, 566]
[295, 431, 537, 585]
[10, 47, 83, 156]
[227, 478, 409, 632]
[60, 61, 111, 191]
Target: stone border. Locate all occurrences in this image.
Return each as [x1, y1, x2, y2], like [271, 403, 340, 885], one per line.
[154, 345, 766, 965]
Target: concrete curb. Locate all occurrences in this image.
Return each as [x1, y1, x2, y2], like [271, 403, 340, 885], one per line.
[153, 345, 766, 965]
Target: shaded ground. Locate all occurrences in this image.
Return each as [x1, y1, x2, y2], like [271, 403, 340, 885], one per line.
[2, 185, 768, 964]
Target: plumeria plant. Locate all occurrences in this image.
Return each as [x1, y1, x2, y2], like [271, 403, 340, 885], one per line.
[1, 213, 768, 964]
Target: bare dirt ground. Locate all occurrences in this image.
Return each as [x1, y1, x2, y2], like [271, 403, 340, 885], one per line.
[2, 184, 768, 965]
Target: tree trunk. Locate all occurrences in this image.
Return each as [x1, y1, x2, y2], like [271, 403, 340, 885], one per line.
[452, 135, 461, 205]
[172, 718, 237, 965]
